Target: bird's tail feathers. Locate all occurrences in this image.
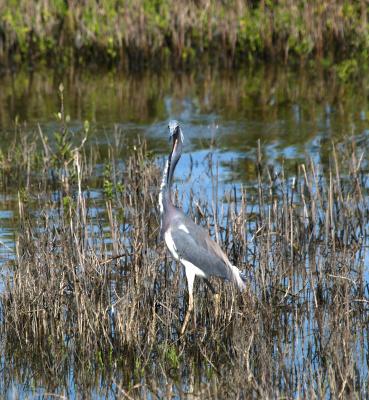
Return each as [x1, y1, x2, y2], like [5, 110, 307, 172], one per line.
[230, 264, 247, 291]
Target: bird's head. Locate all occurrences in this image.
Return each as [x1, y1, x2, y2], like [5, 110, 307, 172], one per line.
[168, 120, 184, 145]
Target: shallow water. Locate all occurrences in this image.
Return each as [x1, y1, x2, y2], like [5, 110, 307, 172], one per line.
[2, 66, 369, 156]
[1, 66, 369, 398]
[1, 66, 369, 221]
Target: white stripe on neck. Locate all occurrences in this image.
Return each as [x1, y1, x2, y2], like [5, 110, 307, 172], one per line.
[159, 159, 169, 214]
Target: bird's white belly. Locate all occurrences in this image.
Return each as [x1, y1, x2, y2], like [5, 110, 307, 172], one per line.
[164, 230, 206, 278]
[181, 259, 206, 279]
[164, 230, 180, 260]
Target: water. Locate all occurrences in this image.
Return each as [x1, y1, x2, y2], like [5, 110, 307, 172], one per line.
[1, 66, 369, 398]
[1, 66, 368, 213]
[2, 67, 369, 152]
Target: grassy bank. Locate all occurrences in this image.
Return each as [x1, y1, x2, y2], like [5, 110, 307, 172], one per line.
[0, 95, 369, 397]
[1, 0, 369, 70]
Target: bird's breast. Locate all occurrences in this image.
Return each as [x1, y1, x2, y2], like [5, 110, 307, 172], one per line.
[164, 230, 179, 260]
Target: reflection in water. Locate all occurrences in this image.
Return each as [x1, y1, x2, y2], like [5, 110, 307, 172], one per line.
[1, 66, 369, 155]
[0, 67, 368, 398]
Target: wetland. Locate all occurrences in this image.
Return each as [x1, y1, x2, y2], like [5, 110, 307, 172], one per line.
[0, 65, 369, 398]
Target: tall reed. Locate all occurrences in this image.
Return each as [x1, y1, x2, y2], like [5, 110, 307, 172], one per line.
[0, 120, 368, 397]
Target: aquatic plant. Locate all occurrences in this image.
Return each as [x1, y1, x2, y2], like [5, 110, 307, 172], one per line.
[0, 119, 368, 397]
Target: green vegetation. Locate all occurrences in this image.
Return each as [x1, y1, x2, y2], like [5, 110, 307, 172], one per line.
[1, 0, 369, 69]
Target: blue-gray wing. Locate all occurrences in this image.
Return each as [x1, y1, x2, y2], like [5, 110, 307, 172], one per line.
[170, 225, 234, 281]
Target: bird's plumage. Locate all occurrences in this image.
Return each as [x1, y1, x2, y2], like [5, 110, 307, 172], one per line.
[160, 120, 245, 333]
[165, 208, 246, 289]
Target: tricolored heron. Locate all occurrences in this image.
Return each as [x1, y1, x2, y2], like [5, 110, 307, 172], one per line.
[159, 120, 246, 334]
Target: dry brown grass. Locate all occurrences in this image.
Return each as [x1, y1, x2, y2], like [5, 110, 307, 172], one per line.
[0, 122, 368, 397]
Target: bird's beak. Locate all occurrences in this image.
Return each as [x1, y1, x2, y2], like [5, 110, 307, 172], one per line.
[171, 130, 181, 153]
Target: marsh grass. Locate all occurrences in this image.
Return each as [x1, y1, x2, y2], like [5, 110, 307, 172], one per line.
[1, 0, 369, 70]
[0, 117, 369, 398]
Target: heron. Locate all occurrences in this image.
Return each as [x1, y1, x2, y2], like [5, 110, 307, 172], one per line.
[159, 120, 246, 335]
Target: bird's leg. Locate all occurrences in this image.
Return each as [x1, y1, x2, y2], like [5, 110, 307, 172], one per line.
[214, 292, 220, 321]
[180, 291, 193, 336]
[181, 266, 195, 336]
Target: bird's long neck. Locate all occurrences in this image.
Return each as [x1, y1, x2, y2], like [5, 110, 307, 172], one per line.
[159, 138, 182, 214]
[159, 158, 172, 213]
